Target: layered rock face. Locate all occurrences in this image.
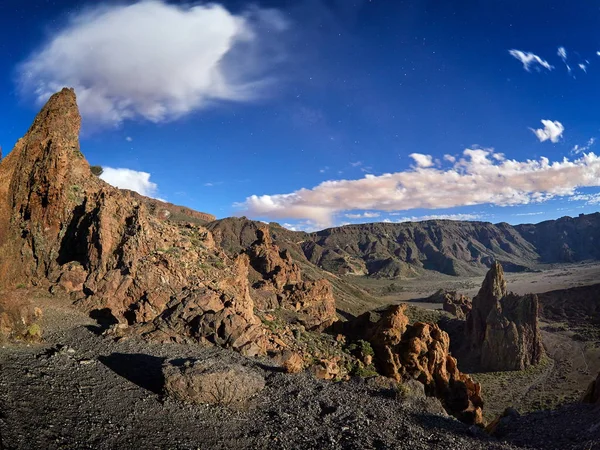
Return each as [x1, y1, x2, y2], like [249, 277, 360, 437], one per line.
[0, 89, 268, 355]
[466, 262, 544, 371]
[345, 304, 484, 425]
[246, 228, 337, 331]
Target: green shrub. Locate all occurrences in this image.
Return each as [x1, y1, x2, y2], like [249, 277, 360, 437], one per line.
[90, 165, 104, 176]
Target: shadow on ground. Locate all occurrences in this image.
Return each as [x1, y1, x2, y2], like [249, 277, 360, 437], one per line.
[99, 353, 166, 394]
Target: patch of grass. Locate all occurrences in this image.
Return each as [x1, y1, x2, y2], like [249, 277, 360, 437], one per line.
[16, 283, 26, 289]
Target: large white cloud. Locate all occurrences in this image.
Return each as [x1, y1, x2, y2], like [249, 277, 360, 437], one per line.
[509, 50, 553, 72]
[531, 120, 564, 143]
[237, 149, 600, 227]
[18, 1, 285, 125]
[100, 167, 158, 198]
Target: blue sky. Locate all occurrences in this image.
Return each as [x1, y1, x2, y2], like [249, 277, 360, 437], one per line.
[3, 0, 600, 230]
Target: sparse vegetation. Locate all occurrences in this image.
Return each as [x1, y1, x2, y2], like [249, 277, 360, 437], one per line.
[90, 165, 103, 176]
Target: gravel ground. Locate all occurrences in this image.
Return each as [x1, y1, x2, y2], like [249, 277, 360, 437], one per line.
[0, 294, 598, 449]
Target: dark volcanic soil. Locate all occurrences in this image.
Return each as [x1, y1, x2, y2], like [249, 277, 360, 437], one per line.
[1, 292, 599, 450]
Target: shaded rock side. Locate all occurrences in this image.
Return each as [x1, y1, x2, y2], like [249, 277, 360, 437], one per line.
[345, 304, 484, 425]
[466, 262, 544, 371]
[163, 358, 265, 407]
[246, 227, 337, 331]
[582, 371, 600, 405]
[0, 88, 268, 355]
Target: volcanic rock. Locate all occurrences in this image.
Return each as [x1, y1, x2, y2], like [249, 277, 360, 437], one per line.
[434, 290, 472, 320]
[345, 304, 484, 425]
[466, 262, 544, 371]
[0, 88, 269, 355]
[0, 292, 43, 342]
[163, 358, 265, 407]
[246, 228, 337, 331]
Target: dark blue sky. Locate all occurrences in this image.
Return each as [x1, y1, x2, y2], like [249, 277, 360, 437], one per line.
[2, 0, 600, 229]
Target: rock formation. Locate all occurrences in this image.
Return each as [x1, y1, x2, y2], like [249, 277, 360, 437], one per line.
[582, 371, 600, 404]
[466, 262, 544, 371]
[0, 88, 268, 355]
[246, 227, 337, 331]
[344, 304, 484, 425]
[433, 290, 472, 320]
[0, 291, 42, 342]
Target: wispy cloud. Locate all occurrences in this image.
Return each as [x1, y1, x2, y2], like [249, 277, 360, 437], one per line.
[392, 213, 482, 223]
[557, 46, 572, 74]
[579, 63, 588, 73]
[572, 137, 595, 155]
[530, 120, 564, 143]
[509, 50, 553, 72]
[513, 211, 544, 216]
[350, 161, 363, 167]
[345, 212, 381, 219]
[18, 0, 286, 126]
[569, 192, 600, 204]
[100, 167, 159, 198]
[237, 149, 600, 226]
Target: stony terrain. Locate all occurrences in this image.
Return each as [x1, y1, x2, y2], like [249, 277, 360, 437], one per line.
[2, 291, 600, 450]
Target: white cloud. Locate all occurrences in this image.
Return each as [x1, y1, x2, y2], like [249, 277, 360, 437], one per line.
[509, 50, 554, 72]
[409, 153, 434, 168]
[443, 154, 456, 163]
[345, 212, 381, 219]
[125, 136, 133, 142]
[18, 1, 285, 125]
[530, 120, 564, 143]
[513, 211, 544, 216]
[569, 192, 600, 204]
[558, 47, 567, 60]
[572, 137, 595, 154]
[579, 63, 587, 73]
[237, 149, 600, 226]
[100, 167, 159, 197]
[350, 161, 363, 167]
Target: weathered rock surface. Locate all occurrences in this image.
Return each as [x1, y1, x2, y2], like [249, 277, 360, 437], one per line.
[246, 228, 337, 331]
[581, 371, 600, 404]
[345, 304, 484, 425]
[163, 358, 265, 407]
[433, 290, 472, 320]
[0, 88, 268, 355]
[0, 291, 42, 342]
[466, 262, 544, 371]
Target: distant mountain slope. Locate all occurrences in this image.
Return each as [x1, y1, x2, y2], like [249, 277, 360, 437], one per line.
[515, 213, 600, 263]
[209, 214, 600, 278]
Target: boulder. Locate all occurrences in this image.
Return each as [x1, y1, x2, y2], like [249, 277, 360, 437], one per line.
[0, 292, 43, 342]
[163, 358, 265, 407]
[274, 350, 304, 374]
[466, 262, 544, 371]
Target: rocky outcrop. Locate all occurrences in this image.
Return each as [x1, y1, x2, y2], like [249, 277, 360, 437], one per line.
[246, 228, 336, 331]
[163, 358, 265, 407]
[345, 304, 484, 425]
[0, 88, 268, 355]
[582, 371, 600, 404]
[433, 290, 472, 320]
[0, 291, 42, 342]
[466, 262, 544, 371]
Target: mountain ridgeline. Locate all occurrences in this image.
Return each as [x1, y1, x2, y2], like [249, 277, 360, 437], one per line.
[208, 214, 600, 277]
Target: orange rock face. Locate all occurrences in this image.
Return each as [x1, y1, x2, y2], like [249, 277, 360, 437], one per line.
[246, 228, 337, 331]
[345, 304, 484, 425]
[0, 89, 268, 355]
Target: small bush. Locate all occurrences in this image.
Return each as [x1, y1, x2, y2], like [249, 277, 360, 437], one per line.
[90, 165, 104, 176]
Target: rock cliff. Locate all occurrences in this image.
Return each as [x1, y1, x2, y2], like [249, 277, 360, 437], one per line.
[466, 262, 544, 371]
[0, 89, 268, 355]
